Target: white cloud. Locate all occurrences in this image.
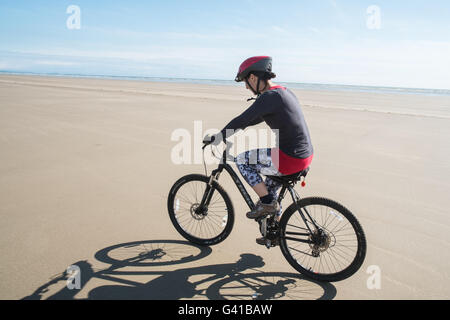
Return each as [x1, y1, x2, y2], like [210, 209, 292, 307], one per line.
[2, 33, 449, 89]
[274, 40, 450, 89]
[307, 27, 321, 34]
[272, 26, 286, 33]
[36, 60, 78, 66]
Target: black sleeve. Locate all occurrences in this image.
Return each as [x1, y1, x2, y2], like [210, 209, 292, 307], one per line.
[220, 91, 278, 139]
[248, 116, 264, 126]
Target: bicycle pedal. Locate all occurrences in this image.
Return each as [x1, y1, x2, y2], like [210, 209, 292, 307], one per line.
[255, 213, 274, 222]
[256, 238, 275, 249]
[257, 237, 279, 248]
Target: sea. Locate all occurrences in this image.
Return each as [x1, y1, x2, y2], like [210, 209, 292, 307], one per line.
[1, 70, 449, 97]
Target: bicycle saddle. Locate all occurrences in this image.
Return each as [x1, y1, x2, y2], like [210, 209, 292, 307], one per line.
[266, 167, 309, 184]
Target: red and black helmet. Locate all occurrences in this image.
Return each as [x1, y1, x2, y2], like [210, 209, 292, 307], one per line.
[235, 56, 273, 82]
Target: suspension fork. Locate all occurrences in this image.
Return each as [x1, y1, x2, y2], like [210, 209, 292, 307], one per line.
[196, 167, 222, 214]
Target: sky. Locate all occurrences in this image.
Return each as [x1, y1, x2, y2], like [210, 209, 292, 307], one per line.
[0, 0, 449, 89]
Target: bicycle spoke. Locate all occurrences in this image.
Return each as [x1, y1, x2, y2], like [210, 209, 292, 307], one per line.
[172, 179, 230, 241]
[282, 200, 362, 278]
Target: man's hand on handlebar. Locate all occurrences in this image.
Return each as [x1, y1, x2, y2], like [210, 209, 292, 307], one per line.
[202, 133, 224, 149]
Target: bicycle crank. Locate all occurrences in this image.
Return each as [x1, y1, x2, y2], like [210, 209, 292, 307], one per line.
[256, 215, 280, 249]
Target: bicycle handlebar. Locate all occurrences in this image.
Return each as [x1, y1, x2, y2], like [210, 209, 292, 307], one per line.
[202, 134, 233, 147]
[202, 135, 235, 162]
[202, 134, 214, 149]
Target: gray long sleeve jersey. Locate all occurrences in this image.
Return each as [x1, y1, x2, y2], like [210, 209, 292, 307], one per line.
[220, 86, 313, 159]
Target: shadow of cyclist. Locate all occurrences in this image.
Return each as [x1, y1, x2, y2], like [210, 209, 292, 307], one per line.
[87, 253, 266, 300]
[22, 260, 95, 300]
[22, 240, 336, 300]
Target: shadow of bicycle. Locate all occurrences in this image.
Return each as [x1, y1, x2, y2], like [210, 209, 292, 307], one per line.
[22, 239, 336, 300]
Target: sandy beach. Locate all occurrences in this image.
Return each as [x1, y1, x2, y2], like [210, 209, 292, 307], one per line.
[1, 74, 449, 300]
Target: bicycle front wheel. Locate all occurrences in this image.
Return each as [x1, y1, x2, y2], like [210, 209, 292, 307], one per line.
[279, 197, 366, 282]
[167, 174, 234, 246]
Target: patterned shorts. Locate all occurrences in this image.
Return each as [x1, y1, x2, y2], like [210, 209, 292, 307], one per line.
[236, 148, 283, 215]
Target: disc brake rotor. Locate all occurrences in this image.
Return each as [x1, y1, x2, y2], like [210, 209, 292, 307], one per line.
[309, 229, 331, 256]
[190, 203, 206, 220]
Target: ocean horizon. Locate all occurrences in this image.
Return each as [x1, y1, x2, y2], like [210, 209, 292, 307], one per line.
[1, 70, 450, 97]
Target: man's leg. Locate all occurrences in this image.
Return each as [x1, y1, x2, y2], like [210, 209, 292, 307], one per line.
[265, 177, 283, 220]
[252, 182, 269, 198]
[236, 149, 279, 218]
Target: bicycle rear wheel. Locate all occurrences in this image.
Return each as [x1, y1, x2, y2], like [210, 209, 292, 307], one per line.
[167, 174, 234, 246]
[279, 197, 366, 282]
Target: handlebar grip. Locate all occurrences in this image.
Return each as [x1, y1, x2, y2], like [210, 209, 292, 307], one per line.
[202, 135, 214, 150]
[202, 134, 214, 144]
[202, 133, 233, 148]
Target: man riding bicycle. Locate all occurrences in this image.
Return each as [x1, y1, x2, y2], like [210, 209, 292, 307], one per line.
[208, 56, 314, 245]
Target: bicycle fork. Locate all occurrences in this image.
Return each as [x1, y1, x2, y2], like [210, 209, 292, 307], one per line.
[196, 171, 221, 215]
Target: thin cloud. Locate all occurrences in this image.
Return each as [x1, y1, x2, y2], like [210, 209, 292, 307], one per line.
[36, 60, 78, 66]
[308, 27, 321, 34]
[271, 26, 286, 33]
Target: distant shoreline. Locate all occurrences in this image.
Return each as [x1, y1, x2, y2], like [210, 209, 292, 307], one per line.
[1, 70, 449, 97]
[2, 72, 449, 119]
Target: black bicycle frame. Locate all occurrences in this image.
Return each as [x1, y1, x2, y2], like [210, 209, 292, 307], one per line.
[213, 161, 256, 210]
[198, 144, 259, 212]
[197, 145, 320, 241]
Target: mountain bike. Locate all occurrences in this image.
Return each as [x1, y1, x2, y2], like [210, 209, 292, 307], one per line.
[168, 139, 367, 282]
